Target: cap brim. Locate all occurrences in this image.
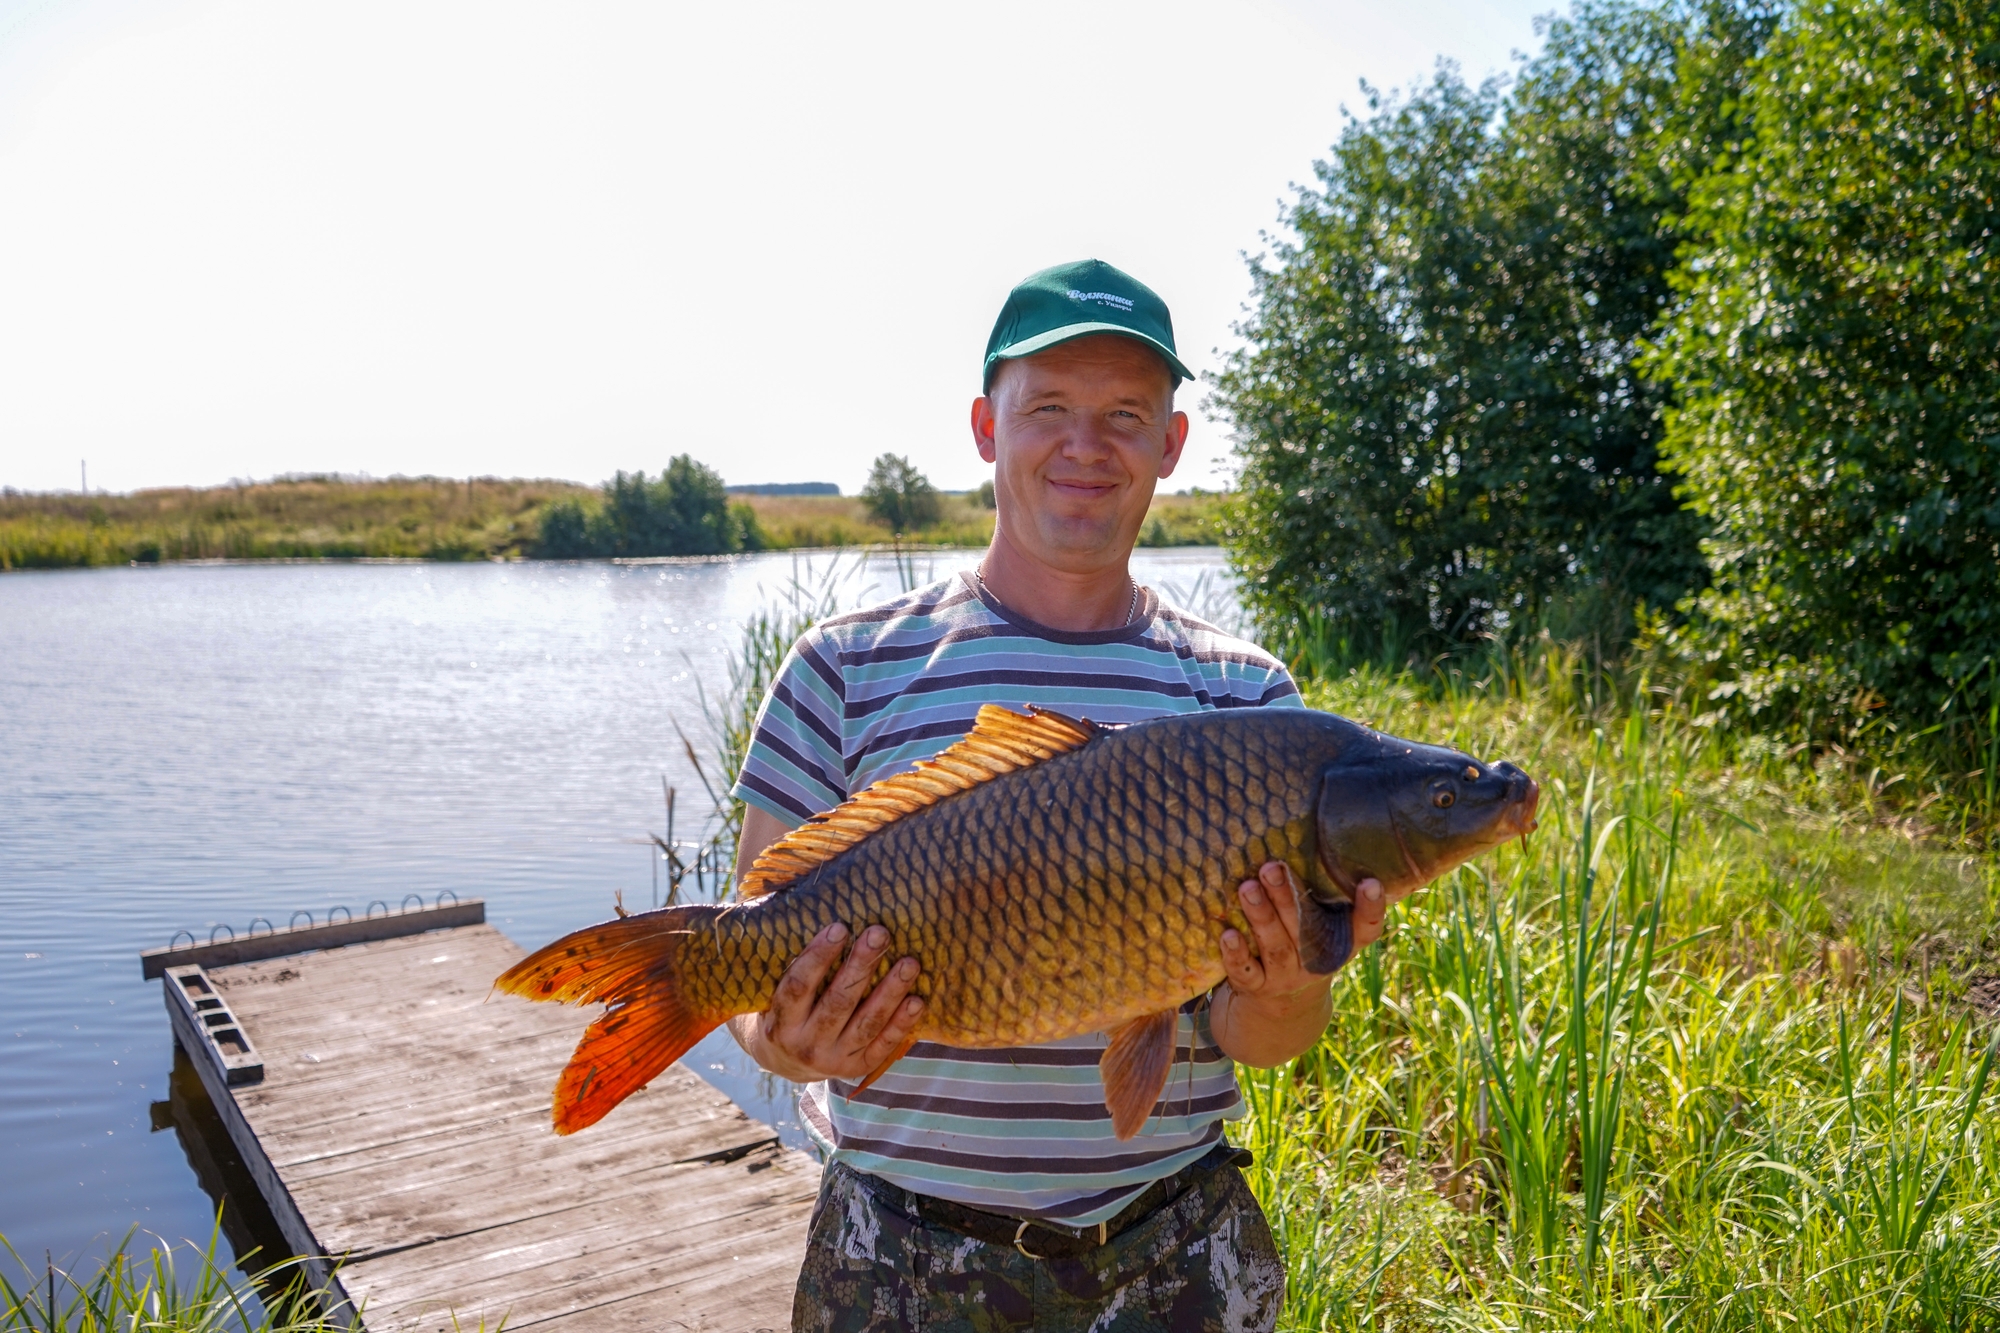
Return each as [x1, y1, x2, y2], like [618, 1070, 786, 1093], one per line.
[985, 322, 1196, 388]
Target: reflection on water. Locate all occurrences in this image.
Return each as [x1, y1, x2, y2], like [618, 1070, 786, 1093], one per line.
[149, 1046, 292, 1279]
[0, 549, 1236, 1274]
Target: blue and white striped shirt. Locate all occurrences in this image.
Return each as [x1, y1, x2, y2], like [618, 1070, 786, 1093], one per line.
[731, 571, 1301, 1224]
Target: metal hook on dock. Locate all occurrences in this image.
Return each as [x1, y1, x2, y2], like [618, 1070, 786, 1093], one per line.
[209, 924, 236, 945]
[365, 900, 389, 919]
[170, 929, 197, 950]
[436, 890, 459, 907]
[247, 917, 274, 938]
[290, 910, 315, 930]
[400, 894, 424, 913]
[327, 905, 351, 924]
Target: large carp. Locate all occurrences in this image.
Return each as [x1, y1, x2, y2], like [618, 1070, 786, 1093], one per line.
[498, 704, 1538, 1137]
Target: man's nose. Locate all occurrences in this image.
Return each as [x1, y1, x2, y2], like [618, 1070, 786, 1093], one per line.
[1059, 415, 1114, 463]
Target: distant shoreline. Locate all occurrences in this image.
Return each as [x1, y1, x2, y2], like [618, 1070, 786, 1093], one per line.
[0, 477, 1227, 571]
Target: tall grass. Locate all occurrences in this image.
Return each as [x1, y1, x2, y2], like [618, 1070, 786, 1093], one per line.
[0, 1228, 341, 1332]
[1240, 651, 2000, 1330]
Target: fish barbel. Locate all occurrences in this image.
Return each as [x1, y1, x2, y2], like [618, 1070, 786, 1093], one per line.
[497, 704, 1539, 1137]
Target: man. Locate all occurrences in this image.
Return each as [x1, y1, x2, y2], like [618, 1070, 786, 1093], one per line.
[728, 259, 1390, 1332]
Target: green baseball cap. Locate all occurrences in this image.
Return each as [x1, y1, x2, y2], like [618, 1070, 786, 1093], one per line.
[982, 259, 1195, 392]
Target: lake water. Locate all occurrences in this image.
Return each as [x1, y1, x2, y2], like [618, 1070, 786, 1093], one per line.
[0, 548, 1237, 1280]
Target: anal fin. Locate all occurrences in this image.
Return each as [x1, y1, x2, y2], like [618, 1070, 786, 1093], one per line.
[853, 1033, 920, 1093]
[1100, 1010, 1178, 1140]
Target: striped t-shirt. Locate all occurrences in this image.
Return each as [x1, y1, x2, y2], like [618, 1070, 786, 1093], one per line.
[731, 571, 1301, 1225]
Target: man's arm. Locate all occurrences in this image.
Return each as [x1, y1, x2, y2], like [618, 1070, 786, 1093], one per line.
[724, 804, 927, 1083]
[1209, 862, 1387, 1068]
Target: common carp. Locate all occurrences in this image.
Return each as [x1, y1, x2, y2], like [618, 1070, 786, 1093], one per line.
[497, 704, 1539, 1137]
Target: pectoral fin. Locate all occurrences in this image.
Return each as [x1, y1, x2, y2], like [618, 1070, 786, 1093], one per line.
[1100, 1009, 1178, 1140]
[1296, 894, 1355, 975]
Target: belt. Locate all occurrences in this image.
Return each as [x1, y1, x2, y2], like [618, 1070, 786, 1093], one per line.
[880, 1143, 1254, 1261]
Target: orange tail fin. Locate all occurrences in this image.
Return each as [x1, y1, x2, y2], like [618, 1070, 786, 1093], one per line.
[495, 906, 725, 1135]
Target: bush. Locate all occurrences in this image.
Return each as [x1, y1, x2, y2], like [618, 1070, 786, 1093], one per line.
[860, 454, 942, 535]
[1212, 1, 1763, 661]
[1649, 0, 2000, 739]
[532, 456, 745, 558]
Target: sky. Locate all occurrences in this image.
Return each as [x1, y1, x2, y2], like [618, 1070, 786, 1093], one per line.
[0, 0, 1553, 496]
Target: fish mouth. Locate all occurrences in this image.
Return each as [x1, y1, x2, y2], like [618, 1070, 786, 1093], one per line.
[1505, 775, 1541, 837]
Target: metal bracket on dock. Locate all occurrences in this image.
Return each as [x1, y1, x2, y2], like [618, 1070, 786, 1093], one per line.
[141, 897, 485, 979]
[163, 965, 264, 1087]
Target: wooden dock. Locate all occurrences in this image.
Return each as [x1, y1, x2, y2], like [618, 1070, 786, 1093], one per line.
[144, 903, 818, 1331]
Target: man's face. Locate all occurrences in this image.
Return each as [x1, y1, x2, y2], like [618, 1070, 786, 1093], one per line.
[972, 335, 1190, 571]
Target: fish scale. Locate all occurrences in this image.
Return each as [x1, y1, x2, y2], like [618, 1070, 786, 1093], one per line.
[497, 703, 1539, 1137]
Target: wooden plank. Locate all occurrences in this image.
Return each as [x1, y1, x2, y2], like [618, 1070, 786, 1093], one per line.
[141, 900, 486, 978]
[191, 921, 816, 1330]
[159, 981, 362, 1327]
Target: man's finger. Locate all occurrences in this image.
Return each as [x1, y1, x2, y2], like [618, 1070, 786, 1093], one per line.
[1239, 876, 1298, 978]
[768, 922, 848, 1031]
[1351, 878, 1387, 951]
[1257, 861, 1304, 953]
[801, 924, 893, 1042]
[1220, 919, 1265, 992]
[856, 991, 927, 1074]
[841, 956, 920, 1054]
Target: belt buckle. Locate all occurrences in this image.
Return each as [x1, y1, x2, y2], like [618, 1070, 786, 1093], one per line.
[1012, 1218, 1108, 1259]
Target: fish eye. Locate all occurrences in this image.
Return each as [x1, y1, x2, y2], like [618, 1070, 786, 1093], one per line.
[1463, 765, 1480, 781]
[1434, 789, 1455, 808]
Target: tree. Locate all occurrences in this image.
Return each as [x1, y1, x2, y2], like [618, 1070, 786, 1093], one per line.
[1650, 0, 2000, 730]
[1212, 1, 1766, 659]
[861, 454, 941, 535]
[533, 455, 749, 558]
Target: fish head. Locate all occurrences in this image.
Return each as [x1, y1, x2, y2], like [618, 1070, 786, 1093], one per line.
[1313, 736, 1539, 900]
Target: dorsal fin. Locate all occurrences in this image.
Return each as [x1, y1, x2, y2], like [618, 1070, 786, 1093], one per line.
[736, 704, 1100, 900]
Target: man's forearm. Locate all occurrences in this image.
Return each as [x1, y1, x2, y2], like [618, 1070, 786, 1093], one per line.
[1209, 979, 1333, 1068]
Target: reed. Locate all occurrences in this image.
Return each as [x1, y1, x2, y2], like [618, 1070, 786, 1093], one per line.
[0, 1227, 343, 1333]
[1241, 656, 2000, 1330]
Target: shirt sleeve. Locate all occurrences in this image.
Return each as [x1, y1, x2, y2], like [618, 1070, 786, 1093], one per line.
[729, 627, 848, 826]
[1257, 663, 1304, 708]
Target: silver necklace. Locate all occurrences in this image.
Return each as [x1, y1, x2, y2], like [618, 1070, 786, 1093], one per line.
[976, 567, 1139, 627]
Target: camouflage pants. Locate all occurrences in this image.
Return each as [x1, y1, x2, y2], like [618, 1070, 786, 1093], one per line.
[793, 1156, 1284, 1333]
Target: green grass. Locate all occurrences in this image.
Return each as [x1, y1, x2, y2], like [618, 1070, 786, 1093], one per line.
[0, 476, 586, 568]
[1240, 652, 2000, 1330]
[0, 1227, 341, 1332]
[0, 1225, 511, 1332]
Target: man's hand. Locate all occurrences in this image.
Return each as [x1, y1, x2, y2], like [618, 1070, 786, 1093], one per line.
[1210, 862, 1387, 1068]
[728, 922, 925, 1084]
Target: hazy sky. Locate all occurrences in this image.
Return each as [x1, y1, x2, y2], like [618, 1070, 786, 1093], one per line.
[0, 0, 1552, 496]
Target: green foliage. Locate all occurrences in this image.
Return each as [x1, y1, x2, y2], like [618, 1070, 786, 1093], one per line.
[859, 454, 942, 535]
[0, 1226, 347, 1331]
[1238, 653, 2000, 1330]
[1648, 0, 2000, 744]
[534, 456, 755, 558]
[1215, 1, 1750, 660]
[975, 479, 996, 510]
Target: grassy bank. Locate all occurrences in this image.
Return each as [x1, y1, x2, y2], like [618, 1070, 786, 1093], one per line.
[1245, 649, 2000, 1330]
[0, 481, 1230, 569]
[0, 476, 587, 569]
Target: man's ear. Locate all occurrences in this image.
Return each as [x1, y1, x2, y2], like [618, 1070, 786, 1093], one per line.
[1157, 410, 1190, 480]
[971, 395, 998, 464]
